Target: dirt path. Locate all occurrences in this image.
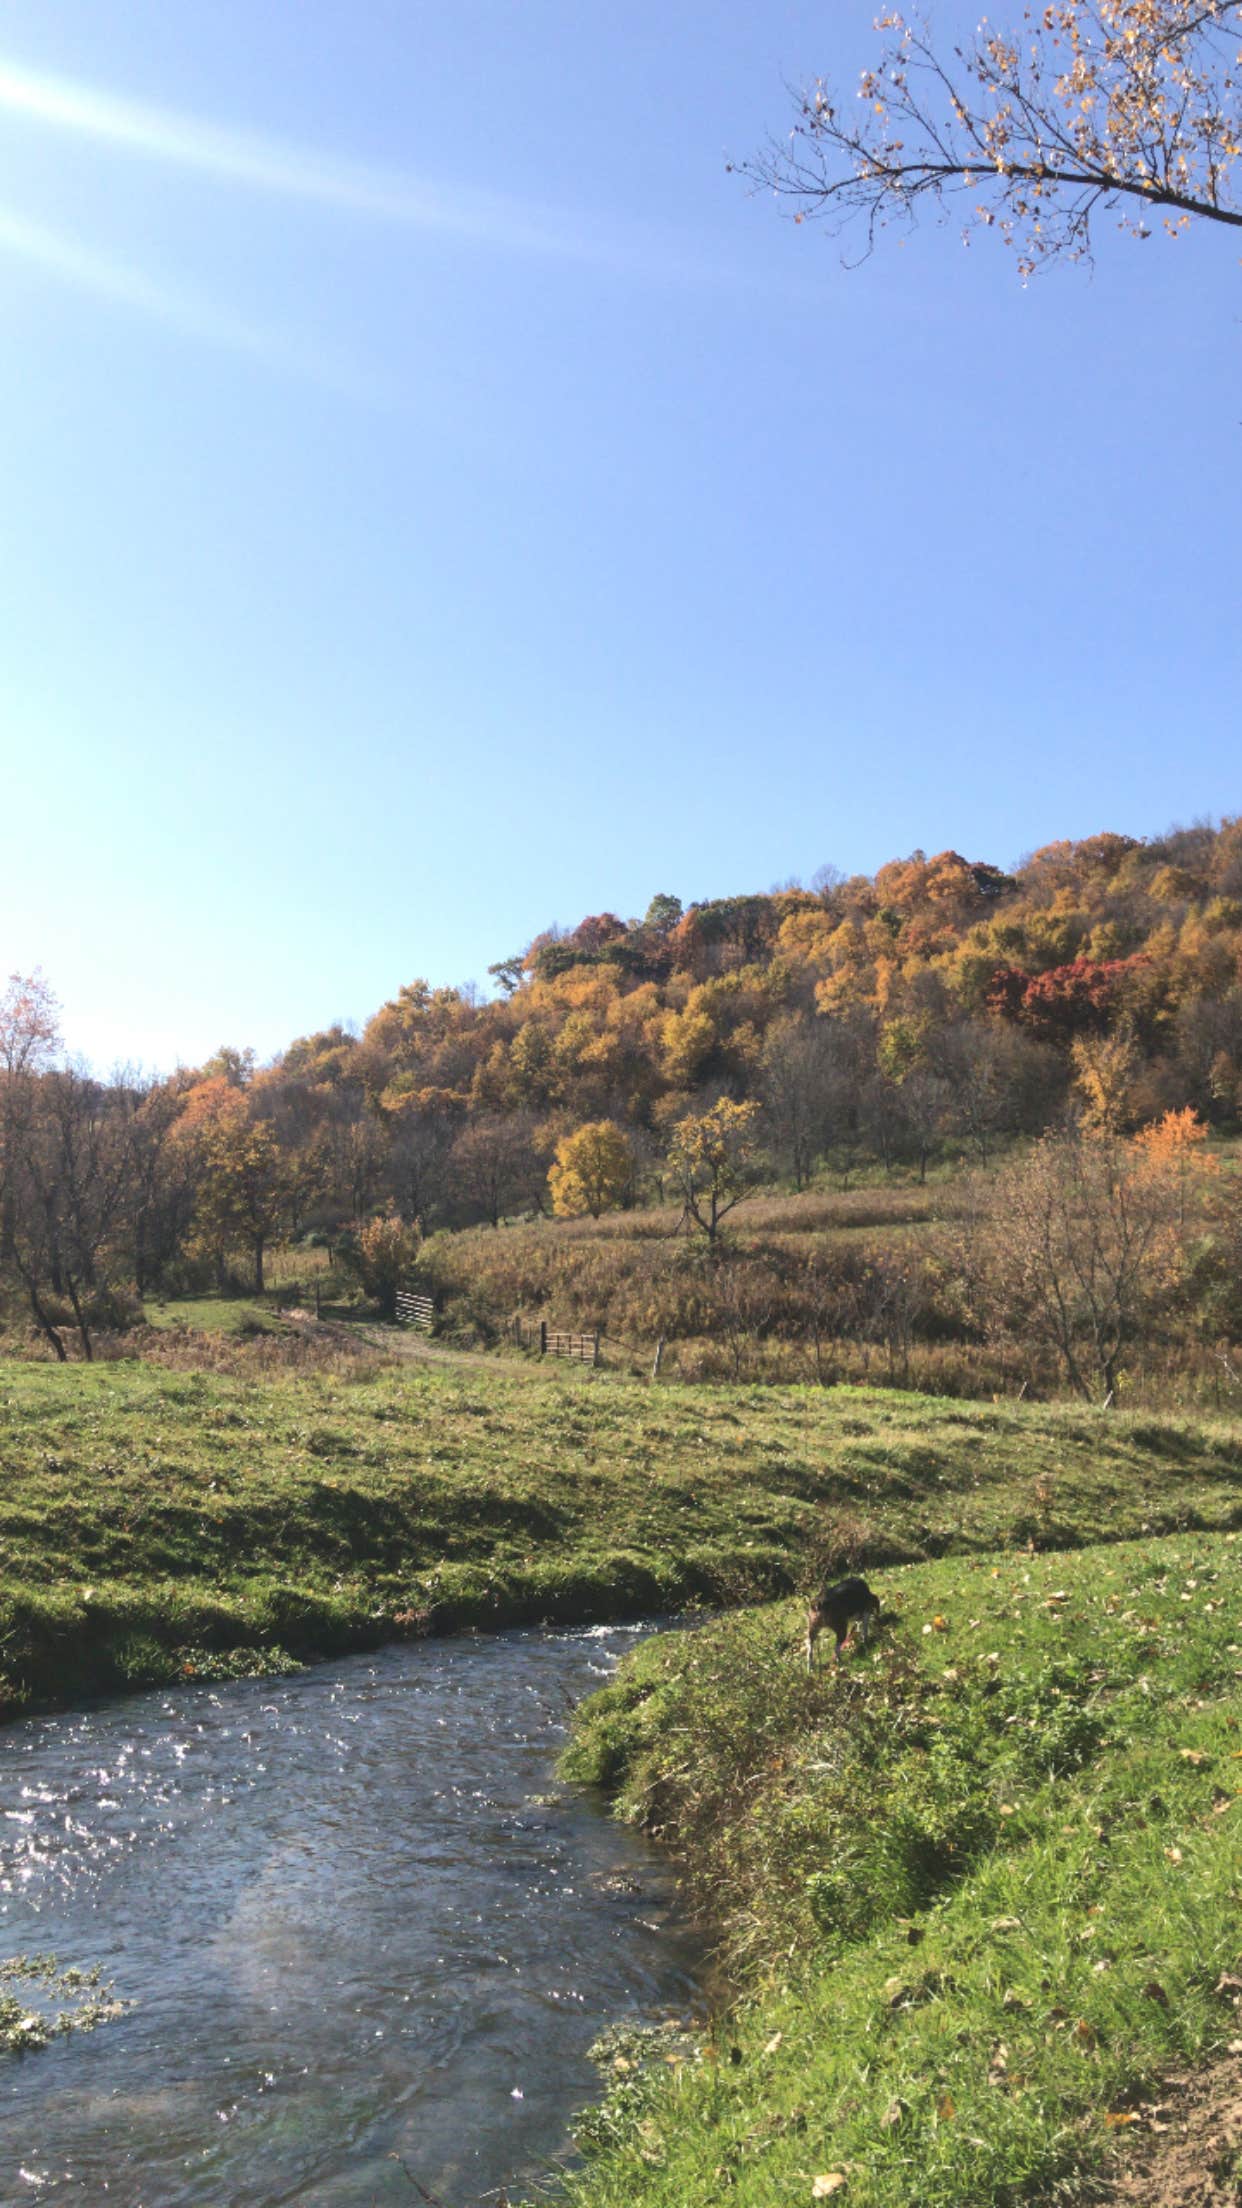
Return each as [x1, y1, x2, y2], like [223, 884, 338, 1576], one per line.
[336, 1320, 500, 1371]
[1094, 2051, 1242, 2207]
[277, 1305, 647, 1382]
[275, 1310, 499, 1371]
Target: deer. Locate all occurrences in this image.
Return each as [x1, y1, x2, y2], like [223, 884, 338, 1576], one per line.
[804, 1576, 882, 1670]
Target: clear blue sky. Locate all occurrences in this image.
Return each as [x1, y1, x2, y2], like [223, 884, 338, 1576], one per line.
[0, 1, 1236, 1071]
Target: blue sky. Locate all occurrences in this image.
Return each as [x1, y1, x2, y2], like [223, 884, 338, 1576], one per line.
[0, 1, 1236, 1071]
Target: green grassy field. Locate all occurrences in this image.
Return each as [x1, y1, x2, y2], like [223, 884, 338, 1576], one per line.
[1, 1354, 1240, 1717]
[141, 1295, 280, 1334]
[559, 1534, 1242, 2207]
[3, 1347, 1241, 2194]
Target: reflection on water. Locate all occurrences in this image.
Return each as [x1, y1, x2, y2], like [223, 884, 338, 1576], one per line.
[0, 1625, 700, 2206]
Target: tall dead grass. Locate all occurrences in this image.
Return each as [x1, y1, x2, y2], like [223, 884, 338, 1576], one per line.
[22, 1323, 389, 1383]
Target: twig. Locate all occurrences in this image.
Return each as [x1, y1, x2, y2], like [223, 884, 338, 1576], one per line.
[388, 2155, 451, 2207]
[1215, 1348, 1241, 1393]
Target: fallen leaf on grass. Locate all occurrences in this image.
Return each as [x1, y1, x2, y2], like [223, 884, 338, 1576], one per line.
[764, 2033, 783, 2055]
[1104, 2111, 1141, 2128]
[937, 2092, 956, 2120]
[812, 2174, 848, 2197]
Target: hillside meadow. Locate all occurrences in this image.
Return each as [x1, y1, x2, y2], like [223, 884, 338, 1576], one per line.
[1, 1354, 1241, 1717]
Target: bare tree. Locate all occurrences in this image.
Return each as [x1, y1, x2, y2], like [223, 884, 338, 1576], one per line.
[0, 971, 60, 1262]
[116, 1078, 198, 1297]
[759, 1015, 840, 1189]
[385, 1105, 455, 1228]
[711, 1254, 780, 1379]
[959, 1126, 1183, 1400]
[449, 1114, 546, 1228]
[8, 1067, 134, 1358]
[935, 1020, 1064, 1162]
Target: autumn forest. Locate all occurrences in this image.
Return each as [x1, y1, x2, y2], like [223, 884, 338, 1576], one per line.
[4, 817, 1242, 1404]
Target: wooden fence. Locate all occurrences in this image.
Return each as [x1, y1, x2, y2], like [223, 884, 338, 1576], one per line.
[509, 1317, 600, 1366]
[395, 1291, 435, 1332]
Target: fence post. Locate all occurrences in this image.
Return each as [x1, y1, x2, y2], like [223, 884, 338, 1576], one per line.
[592, 1332, 600, 1369]
[651, 1334, 665, 1383]
[539, 1320, 547, 1357]
[314, 1281, 321, 1322]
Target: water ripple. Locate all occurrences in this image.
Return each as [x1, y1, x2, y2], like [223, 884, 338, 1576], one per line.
[0, 1625, 700, 2207]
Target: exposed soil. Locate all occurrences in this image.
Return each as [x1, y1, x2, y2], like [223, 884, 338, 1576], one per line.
[1095, 2051, 1242, 2207]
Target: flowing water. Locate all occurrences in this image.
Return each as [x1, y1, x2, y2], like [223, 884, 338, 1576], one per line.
[0, 1625, 701, 2207]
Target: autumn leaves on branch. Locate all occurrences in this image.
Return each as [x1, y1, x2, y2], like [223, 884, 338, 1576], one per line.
[739, 2, 1242, 275]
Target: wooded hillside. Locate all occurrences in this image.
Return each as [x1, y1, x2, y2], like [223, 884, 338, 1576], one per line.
[3, 819, 1241, 1362]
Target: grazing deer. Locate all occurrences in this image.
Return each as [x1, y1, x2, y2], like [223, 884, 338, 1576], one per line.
[805, 1576, 881, 1670]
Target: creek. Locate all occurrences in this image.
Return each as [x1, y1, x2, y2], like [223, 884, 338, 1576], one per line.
[0, 1624, 700, 2206]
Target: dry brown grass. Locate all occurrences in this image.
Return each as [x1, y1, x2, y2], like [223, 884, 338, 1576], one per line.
[24, 1322, 390, 1383]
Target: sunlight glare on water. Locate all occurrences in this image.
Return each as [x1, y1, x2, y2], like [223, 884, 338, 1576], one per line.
[0, 1624, 700, 2206]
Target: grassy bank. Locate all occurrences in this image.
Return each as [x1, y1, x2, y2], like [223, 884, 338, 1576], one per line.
[559, 1533, 1242, 2207]
[1, 1354, 1240, 1718]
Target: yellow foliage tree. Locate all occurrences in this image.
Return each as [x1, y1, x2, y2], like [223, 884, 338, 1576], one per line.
[547, 1120, 632, 1219]
[667, 1098, 760, 1244]
[1071, 1024, 1143, 1131]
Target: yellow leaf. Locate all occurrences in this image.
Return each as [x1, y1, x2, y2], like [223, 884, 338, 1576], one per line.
[812, 2176, 848, 2198]
[937, 2092, 956, 2120]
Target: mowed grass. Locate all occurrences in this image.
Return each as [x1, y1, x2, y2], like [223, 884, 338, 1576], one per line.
[0, 1355, 1240, 1715]
[558, 1533, 1242, 2208]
